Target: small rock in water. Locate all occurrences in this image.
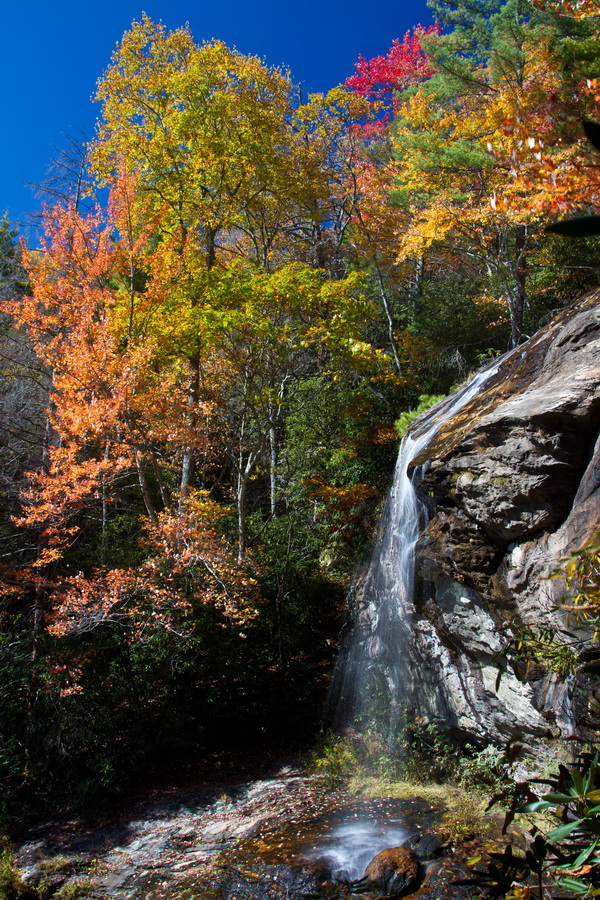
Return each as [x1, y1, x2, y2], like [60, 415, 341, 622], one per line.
[333, 867, 351, 882]
[364, 846, 420, 897]
[405, 831, 442, 859]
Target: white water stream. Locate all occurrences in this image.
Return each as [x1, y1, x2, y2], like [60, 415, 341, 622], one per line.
[330, 357, 505, 744]
[305, 816, 408, 881]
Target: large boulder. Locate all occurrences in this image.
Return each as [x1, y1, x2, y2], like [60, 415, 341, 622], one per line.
[364, 846, 420, 897]
[407, 292, 600, 749]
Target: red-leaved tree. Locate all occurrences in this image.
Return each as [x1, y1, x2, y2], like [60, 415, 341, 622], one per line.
[344, 26, 440, 130]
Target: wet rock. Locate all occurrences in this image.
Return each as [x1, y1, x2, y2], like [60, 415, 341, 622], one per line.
[14, 771, 353, 899]
[404, 292, 600, 749]
[405, 832, 443, 859]
[364, 846, 420, 897]
[221, 862, 319, 900]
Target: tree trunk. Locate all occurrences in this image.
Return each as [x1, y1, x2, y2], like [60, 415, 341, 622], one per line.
[237, 470, 248, 565]
[236, 447, 261, 564]
[509, 224, 528, 349]
[375, 263, 402, 375]
[179, 226, 214, 510]
[408, 255, 425, 325]
[151, 452, 171, 511]
[134, 450, 158, 524]
[269, 423, 277, 517]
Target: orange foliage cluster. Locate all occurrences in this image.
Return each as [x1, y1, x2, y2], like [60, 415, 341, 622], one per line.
[532, 0, 600, 17]
[305, 478, 380, 512]
[46, 495, 260, 641]
[3, 188, 260, 640]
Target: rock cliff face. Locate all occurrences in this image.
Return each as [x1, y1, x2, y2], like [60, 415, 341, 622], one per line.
[407, 292, 600, 749]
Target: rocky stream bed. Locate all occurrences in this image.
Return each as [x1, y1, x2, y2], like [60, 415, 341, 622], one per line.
[15, 763, 515, 900]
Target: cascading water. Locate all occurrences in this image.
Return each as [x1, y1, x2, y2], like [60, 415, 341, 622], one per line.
[330, 356, 506, 745]
[305, 814, 408, 881]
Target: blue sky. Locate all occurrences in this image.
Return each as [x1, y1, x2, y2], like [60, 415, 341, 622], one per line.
[2, 0, 432, 228]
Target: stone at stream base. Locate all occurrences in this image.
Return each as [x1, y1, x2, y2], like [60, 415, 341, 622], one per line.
[405, 831, 443, 859]
[363, 846, 421, 897]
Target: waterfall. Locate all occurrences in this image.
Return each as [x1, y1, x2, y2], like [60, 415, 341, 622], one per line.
[330, 356, 506, 746]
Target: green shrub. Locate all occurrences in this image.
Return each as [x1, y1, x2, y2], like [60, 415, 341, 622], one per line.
[437, 794, 486, 845]
[460, 744, 512, 793]
[395, 718, 465, 784]
[465, 752, 600, 898]
[53, 880, 94, 900]
[0, 841, 35, 900]
[394, 395, 445, 439]
[308, 735, 361, 784]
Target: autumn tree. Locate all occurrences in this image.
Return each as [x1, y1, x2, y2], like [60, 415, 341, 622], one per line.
[90, 18, 373, 277]
[341, 29, 444, 369]
[345, 26, 439, 130]
[281, 88, 373, 276]
[86, 16, 402, 557]
[389, 0, 600, 347]
[3, 192, 263, 647]
[0, 190, 273, 809]
[201, 262, 394, 559]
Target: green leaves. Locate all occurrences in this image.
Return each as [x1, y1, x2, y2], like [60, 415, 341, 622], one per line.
[467, 753, 600, 899]
[458, 843, 529, 897]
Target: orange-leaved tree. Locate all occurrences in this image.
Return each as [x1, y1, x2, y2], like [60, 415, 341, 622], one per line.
[5, 187, 259, 648]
